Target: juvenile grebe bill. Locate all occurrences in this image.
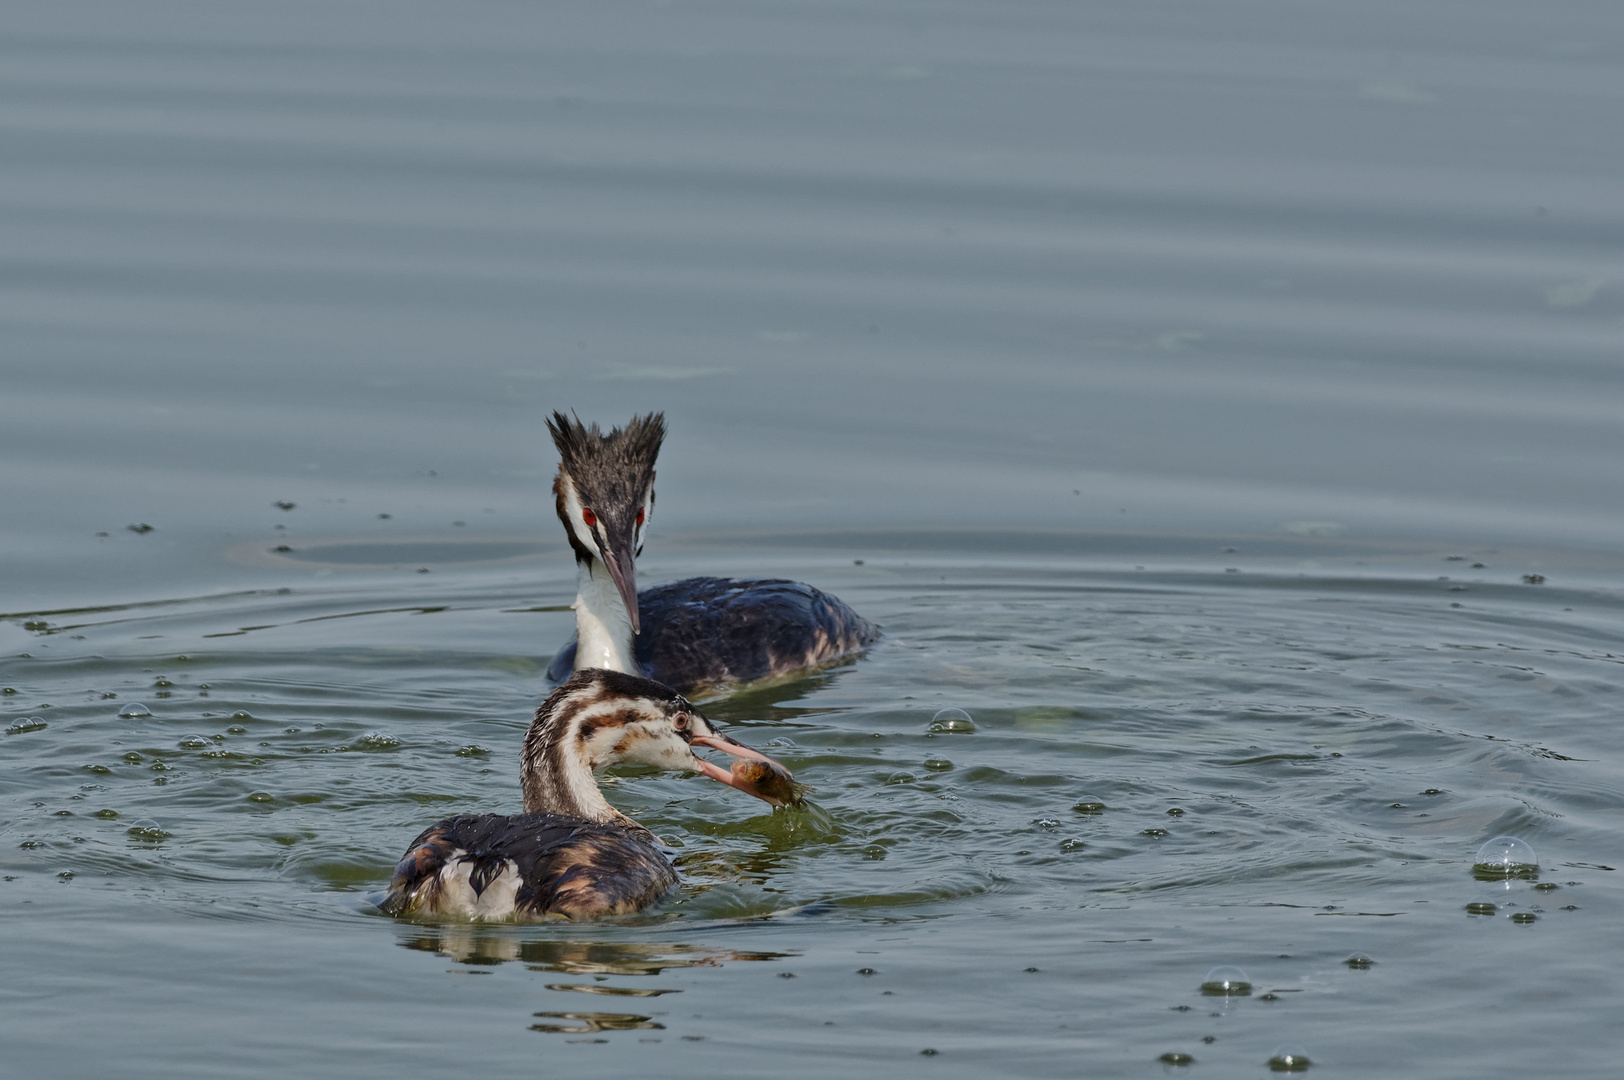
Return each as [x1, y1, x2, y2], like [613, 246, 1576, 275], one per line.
[381, 669, 792, 921]
[544, 411, 878, 693]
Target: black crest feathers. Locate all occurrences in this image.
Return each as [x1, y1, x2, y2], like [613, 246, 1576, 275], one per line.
[547, 411, 666, 488]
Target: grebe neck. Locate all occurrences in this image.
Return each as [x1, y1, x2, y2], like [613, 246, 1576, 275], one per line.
[572, 557, 638, 675]
[520, 720, 628, 825]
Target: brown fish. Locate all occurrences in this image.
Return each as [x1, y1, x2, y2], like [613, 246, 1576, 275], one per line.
[729, 757, 805, 806]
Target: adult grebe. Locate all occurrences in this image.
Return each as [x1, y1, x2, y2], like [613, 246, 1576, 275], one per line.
[542, 411, 878, 694]
[381, 668, 793, 920]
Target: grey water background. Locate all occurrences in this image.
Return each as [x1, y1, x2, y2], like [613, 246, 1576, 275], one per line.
[3, 1, 1624, 1076]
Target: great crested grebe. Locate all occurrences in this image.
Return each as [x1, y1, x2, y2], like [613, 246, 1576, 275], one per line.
[381, 668, 792, 920]
[542, 411, 878, 693]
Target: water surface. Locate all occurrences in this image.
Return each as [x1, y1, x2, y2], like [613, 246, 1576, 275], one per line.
[4, 1, 1624, 1076]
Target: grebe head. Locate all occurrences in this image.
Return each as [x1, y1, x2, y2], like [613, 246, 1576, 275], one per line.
[547, 410, 664, 635]
[522, 668, 793, 821]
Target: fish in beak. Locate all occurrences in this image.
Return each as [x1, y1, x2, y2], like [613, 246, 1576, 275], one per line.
[690, 732, 804, 807]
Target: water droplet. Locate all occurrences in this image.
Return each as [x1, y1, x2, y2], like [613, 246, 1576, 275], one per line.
[5, 717, 47, 735]
[1201, 967, 1247, 993]
[117, 703, 152, 719]
[1344, 953, 1373, 969]
[1268, 1044, 1311, 1071]
[127, 819, 169, 841]
[1159, 1052, 1194, 1066]
[928, 708, 976, 734]
[1200, 966, 1251, 995]
[1474, 835, 1538, 879]
[922, 758, 953, 771]
[178, 734, 210, 749]
[1072, 798, 1106, 814]
[856, 968, 877, 976]
[1166, 807, 1185, 816]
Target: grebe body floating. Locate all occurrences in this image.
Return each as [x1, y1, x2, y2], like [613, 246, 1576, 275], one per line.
[543, 412, 878, 693]
[381, 669, 792, 921]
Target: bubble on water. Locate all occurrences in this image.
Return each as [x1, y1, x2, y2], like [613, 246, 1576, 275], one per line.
[1268, 1045, 1312, 1071]
[231, 711, 253, 721]
[455, 744, 489, 757]
[1158, 1052, 1194, 1066]
[1509, 911, 1538, 924]
[1474, 835, 1538, 879]
[127, 819, 169, 842]
[118, 703, 152, 719]
[177, 735, 211, 749]
[5, 717, 47, 735]
[247, 792, 274, 803]
[922, 758, 953, 771]
[354, 731, 402, 751]
[93, 809, 119, 820]
[1143, 828, 1169, 838]
[927, 708, 976, 734]
[1059, 838, 1085, 852]
[885, 771, 917, 785]
[153, 677, 173, 688]
[1465, 896, 1497, 915]
[226, 726, 247, 735]
[1344, 952, 1373, 969]
[1200, 966, 1251, 996]
[1072, 798, 1106, 814]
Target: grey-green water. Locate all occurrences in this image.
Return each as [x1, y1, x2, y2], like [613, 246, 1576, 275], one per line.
[5, 0, 1624, 1075]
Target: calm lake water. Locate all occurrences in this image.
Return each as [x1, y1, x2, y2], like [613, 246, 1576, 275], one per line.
[4, 2, 1624, 1076]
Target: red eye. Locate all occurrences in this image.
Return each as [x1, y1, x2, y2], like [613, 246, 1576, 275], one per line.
[581, 508, 597, 527]
[636, 508, 645, 525]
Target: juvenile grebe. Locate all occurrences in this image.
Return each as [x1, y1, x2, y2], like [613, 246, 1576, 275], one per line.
[381, 668, 792, 920]
[542, 411, 878, 693]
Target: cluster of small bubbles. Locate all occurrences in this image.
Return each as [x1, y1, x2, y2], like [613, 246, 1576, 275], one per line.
[1072, 798, 1106, 814]
[1199, 966, 1251, 996]
[1268, 1045, 1311, 1071]
[927, 708, 976, 734]
[354, 731, 402, 751]
[177, 735, 211, 749]
[454, 744, 489, 757]
[1344, 953, 1373, 969]
[1032, 817, 1061, 828]
[922, 758, 953, 771]
[5, 717, 47, 735]
[1474, 835, 1538, 879]
[1158, 1052, 1194, 1066]
[126, 819, 169, 841]
[118, 703, 152, 719]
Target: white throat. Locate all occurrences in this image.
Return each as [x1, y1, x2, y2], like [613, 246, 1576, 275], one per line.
[573, 558, 638, 674]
